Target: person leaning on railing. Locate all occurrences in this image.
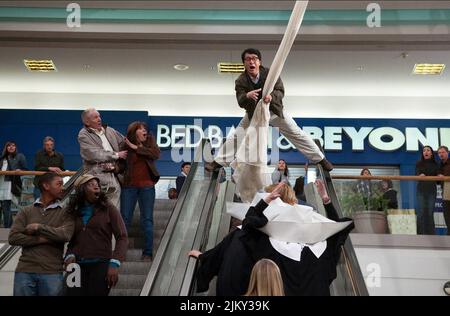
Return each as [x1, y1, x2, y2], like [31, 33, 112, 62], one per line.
[33, 136, 65, 200]
[415, 145, 439, 235]
[438, 145, 450, 235]
[0, 141, 27, 228]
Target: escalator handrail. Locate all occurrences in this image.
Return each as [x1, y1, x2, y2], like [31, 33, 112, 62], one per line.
[180, 167, 223, 295]
[140, 139, 206, 296]
[316, 164, 369, 296]
[61, 167, 86, 200]
[0, 245, 20, 270]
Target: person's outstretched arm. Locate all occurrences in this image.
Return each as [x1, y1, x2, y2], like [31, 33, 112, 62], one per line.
[242, 182, 284, 229]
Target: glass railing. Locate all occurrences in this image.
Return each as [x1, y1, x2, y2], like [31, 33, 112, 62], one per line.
[330, 175, 449, 236]
[141, 139, 224, 296]
[300, 165, 450, 296]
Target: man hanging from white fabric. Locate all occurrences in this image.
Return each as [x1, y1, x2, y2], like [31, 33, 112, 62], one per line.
[206, 47, 333, 173]
[205, 1, 332, 202]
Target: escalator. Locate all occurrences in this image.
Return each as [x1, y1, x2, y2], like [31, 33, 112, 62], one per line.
[140, 137, 369, 296]
[139, 139, 230, 296]
[315, 164, 369, 296]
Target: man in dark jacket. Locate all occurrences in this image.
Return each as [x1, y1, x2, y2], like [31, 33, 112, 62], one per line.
[176, 162, 191, 195]
[33, 136, 65, 200]
[206, 48, 333, 172]
[438, 145, 450, 235]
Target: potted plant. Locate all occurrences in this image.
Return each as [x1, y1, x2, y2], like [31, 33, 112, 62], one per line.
[339, 191, 389, 234]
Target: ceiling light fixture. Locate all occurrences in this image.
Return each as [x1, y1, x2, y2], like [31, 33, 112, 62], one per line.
[218, 62, 244, 74]
[173, 64, 189, 71]
[24, 59, 57, 72]
[413, 63, 445, 75]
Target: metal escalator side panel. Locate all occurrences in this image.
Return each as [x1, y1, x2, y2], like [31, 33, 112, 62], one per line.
[180, 168, 224, 296]
[317, 164, 369, 296]
[140, 139, 209, 296]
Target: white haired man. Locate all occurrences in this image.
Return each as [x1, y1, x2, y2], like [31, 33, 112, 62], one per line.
[78, 108, 127, 208]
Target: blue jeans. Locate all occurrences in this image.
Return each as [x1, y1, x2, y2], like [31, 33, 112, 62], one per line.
[0, 200, 12, 228]
[416, 193, 436, 235]
[14, 272, 64, 296]
[120, 186, 155, 256]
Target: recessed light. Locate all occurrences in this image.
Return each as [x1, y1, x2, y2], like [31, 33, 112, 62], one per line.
[24, 59, 57, 72]
[356, 66, 364, 71]
[173, 64, 189, 71]
[413, 63, 445, 75]
[217, 62, 245, 74]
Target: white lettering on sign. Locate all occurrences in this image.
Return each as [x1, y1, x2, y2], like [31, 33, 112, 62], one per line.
[155, 122, 450, 153]
[441, 128, 450, 148]
[324, 127, 342, 151]
[343, 127, 373, 151]
[157, 125, 171, 148]
[405, 127, 439, 151]
[303, 126, 323, 148]
[368, 127, 405, 151]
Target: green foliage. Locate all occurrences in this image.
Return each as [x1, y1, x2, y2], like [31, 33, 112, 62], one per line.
[339, 191, 389, 217]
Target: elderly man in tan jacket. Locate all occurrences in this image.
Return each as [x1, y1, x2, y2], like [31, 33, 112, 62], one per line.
[78, 108, 127, 208]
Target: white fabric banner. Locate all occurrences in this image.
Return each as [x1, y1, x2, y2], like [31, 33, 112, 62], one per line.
[231, 1, 310, 202]
[227, 192, 352, 244]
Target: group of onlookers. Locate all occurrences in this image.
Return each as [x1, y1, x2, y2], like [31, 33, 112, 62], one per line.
[270, 145, 450, 236]
[4, 107, 179, 296]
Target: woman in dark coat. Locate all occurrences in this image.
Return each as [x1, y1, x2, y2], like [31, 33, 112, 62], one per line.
[0, 141, 27, 228]
[64, 174, 128, 296]
[189, 181, 353, 296]
[415, 145, 439, 235]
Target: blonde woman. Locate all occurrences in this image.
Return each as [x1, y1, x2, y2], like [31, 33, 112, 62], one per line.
[245, 259, 284, 296]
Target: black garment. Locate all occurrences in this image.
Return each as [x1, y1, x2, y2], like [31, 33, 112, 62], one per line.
[415, 159, 439, 195]
[33, 150, 65, 187]
[176, 174, 186, 194]
[1, 153, 27, 197]
[65, 261, 110, 296]
[195, 200, 354, 296]
[383, 189, 398, 209]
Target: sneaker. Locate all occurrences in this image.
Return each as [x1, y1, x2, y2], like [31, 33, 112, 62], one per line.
[319, 158, 334, 171]
[204, 161, 222, 172]
[141, 255, 153, 262]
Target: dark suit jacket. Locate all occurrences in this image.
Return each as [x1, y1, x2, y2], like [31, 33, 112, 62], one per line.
[235, 66, 285, 120]
[176, 174, 186, 194]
